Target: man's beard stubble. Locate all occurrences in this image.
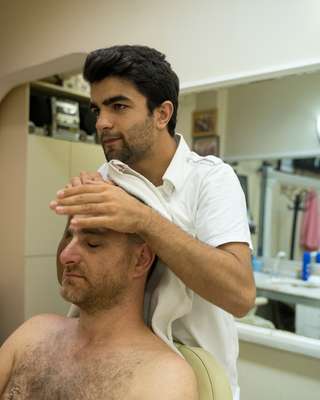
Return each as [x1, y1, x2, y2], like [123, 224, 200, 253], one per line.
[102, 116, 156, 164]
[60, 267, 129, 315]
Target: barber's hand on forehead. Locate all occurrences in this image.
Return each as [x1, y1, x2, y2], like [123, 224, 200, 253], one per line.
[49, 179, 151, 234]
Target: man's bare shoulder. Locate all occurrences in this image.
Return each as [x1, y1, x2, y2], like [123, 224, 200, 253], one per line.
[0, 314, 69, 394]
[14, 313, 67, 335]
[133, 347, 199, 400]
[2, 314, 69, 352]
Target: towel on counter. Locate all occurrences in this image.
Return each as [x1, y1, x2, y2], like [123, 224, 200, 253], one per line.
[68, 159, 193, 355]
[300, 189, 320, 251]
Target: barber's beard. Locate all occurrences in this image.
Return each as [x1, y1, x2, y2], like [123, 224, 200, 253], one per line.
[60, 269, 130, 314]
[102, 116, 156, 164]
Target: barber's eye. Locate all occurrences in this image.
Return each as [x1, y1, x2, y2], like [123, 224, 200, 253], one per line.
[113, 103, 127, 111]
[91, 108, 100, 116]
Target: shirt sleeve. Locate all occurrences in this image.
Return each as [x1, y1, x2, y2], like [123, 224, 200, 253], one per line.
[195, 163, 253, 249]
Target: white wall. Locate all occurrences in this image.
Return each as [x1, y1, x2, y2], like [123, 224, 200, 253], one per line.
[2, 1, 320, 100]
[224, 71, 320, 160]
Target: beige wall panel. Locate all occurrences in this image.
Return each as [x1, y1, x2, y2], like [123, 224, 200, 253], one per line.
[70, 141, 105, 177]
[24, 256, 69, 319]
[25, 136, 70, 256]
[0, 85, 28, 343]
[238, 341, 320, 400]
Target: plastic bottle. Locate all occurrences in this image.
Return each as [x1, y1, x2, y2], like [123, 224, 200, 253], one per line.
[302, 251, 311, 281]
[252, 255, 263, 272]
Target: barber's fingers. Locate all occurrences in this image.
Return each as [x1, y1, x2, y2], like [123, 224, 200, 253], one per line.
[70, 216, 113, 229]
[65, 172, 104, 188]
[62, 180, 117, 196]
[80, 171, 103, 184]
[70, 176, 82, 187]
[55, 203, 110, 216]
[80, 179, 116, 187]
[55, 193, 108, 206]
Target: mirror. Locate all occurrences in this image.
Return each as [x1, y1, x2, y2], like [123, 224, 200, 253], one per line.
[209, 69, 320, 340]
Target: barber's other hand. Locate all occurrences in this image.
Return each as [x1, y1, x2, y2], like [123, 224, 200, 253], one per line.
[49, 182, 151, 234]
[49, 171, 104, 210]
[65, 171, 104, 188]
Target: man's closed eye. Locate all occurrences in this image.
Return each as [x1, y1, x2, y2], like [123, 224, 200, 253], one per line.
[87, 242, 101, 248]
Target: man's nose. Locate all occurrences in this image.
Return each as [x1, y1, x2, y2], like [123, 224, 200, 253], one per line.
[96, 109, 113, 132]
[59, 239, 81, 266]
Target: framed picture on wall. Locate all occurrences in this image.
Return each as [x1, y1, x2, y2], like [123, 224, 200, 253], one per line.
[192, 108, 217, 137]
[192, 134, 220, 157]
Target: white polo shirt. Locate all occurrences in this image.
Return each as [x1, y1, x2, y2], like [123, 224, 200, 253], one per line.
[98, 134, 252, 400]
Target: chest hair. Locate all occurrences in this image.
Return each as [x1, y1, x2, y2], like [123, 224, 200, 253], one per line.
[3, 337, 143, 400]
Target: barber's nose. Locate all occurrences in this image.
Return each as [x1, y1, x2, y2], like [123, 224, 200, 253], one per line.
[96, 109, 113, 133]
[59, 239, 81, 266]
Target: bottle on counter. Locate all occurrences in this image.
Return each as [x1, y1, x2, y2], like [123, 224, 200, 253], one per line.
[301, 251, 320, 281]
[302, 251, 311, 281]
[251, 255, 263, 272]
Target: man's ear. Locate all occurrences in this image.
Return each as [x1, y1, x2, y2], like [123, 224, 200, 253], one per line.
[132, 243, 155, 279]
[154, 101, 174, 131]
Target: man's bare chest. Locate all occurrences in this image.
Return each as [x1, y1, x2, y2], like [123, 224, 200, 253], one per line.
[2, 341, 142, 400]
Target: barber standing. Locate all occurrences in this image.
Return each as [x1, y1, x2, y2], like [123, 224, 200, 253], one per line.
[50, 45, 255, 400]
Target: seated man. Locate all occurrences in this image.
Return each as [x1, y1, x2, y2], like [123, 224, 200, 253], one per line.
[0, 221, 198, 399]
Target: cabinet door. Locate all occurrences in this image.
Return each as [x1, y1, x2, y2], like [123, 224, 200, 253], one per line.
[25, 135, 70, 256]
[70, 141, 105, 177]
[25, 255, 69, 318]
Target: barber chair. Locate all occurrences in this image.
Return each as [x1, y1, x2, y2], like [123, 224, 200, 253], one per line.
[175, 343, 232, 400]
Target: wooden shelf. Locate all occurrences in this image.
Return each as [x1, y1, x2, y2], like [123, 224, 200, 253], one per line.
[30, 80, 89, 102]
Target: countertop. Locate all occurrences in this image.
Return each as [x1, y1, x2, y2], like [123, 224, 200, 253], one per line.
[254, 271, 320, 307]
[236, 271, 320, 358]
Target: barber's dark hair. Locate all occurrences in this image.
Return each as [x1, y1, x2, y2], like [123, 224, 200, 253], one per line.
[83, 45, 179, 136]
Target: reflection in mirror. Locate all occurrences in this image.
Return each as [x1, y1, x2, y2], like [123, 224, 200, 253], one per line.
[221, 70, 320, 341]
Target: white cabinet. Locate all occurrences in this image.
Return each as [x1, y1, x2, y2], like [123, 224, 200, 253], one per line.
[25, 135, 70, 256]
[24, 134, 105, 318]
[296, 304, 320, 339]
[70, 141, 105, 177]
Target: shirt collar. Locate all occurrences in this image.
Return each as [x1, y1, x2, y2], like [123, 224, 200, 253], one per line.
[162, 133, 192, 192]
